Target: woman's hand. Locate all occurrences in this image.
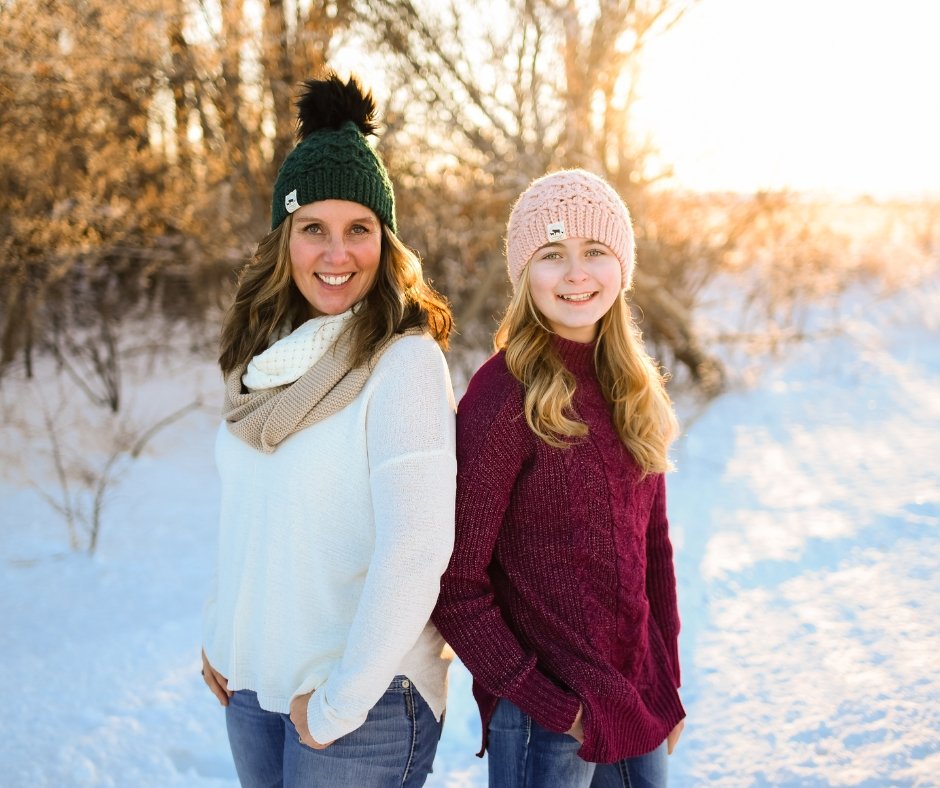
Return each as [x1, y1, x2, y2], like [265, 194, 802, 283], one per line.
[667, 719, 684, 754]
[201, 649, 233, 706]
[290, 691, 335, 750]
[566, 704, 585, 743]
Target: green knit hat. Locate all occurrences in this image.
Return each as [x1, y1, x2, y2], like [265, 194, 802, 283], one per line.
[271, 74, 396, 232]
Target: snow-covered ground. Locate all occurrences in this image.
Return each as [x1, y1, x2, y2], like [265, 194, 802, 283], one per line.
[1, 277, 938, 787]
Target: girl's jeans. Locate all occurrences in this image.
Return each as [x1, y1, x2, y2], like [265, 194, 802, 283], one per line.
[225, 676, 442, 787]
[487, 698, 668, 788]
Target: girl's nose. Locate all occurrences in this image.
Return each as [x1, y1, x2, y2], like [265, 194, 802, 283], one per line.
[564, 260, 589, 281]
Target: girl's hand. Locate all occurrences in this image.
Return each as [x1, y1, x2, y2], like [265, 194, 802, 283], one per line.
[667, 719, 684, 754]
[566, 704, 585, 743]
[201, 649, 233, 706]
[290, 691, 335, 750]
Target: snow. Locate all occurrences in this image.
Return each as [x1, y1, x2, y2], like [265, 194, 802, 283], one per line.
[1, 277, 938, 786]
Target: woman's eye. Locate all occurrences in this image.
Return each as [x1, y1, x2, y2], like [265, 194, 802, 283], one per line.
[302, 223, 323, 234]
[349, 224, 369, 235]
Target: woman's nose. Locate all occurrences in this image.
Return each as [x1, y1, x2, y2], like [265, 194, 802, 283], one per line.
[323, 237, 347, 264]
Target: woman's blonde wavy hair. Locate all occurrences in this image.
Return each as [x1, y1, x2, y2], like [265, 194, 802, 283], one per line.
[219, 215, 452, 376]
[494, 265, 678, 474]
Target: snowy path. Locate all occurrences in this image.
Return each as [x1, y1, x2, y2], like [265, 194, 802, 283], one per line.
[1, 281, 937, 786]
[667, 283, 940, 786]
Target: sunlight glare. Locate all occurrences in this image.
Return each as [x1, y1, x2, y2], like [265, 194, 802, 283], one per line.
[633, 0, 940, 196]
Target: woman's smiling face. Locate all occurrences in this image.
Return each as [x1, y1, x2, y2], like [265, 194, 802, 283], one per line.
[288, 199, 382, 317]
[526, 237, 623, 342]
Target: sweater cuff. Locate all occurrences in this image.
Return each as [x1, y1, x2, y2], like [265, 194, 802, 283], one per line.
[306, 683, 366, 745]
[508, 667, 581, 733]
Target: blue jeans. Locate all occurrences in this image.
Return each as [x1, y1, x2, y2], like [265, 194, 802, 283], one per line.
[225, 676, 442, 787]
[487, 698, 668, 788]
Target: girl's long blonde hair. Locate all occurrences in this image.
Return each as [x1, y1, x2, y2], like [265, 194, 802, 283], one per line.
[494, 266, 678, 474]
[219, 216, 452, 375]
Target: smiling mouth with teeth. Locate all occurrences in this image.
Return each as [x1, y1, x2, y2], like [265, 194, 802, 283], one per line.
[316, 273, 354, 286]
[558, 292, 594, 302]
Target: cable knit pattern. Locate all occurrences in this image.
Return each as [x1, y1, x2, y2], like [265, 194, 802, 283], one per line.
[205, 334, 457, 745]
[271, 120, 396, 231]
[243, 310, 353, 391]
[432, 336, 684, 764]
[505, 169, 635, 288]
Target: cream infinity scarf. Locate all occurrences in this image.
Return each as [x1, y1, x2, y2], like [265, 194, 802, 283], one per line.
[242, 311, 353, 392]
[222, 312, 422, 453]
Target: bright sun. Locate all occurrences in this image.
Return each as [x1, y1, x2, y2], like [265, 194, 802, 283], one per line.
[633, 0, 940, 197]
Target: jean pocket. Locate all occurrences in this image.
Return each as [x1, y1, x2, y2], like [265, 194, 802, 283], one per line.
[488, 697, 531, 735]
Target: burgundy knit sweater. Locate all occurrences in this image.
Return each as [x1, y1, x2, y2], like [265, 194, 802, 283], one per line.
[432, 337, 685, 764]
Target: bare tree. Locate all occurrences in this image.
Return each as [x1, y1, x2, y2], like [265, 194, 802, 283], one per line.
[0, 0, 351, 382]
[19, 377, 206, 554]
[1, 0, 898, 405]
[351, 0, 725, 390]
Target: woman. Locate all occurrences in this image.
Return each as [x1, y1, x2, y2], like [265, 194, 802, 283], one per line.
[433, 170, 686, 787]
[201, 73, 456, 787]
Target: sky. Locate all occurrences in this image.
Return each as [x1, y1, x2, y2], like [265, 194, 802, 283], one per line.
[632, 0, 940, 197]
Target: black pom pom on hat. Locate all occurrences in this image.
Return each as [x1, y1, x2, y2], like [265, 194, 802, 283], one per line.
[295, 73, 378, 139]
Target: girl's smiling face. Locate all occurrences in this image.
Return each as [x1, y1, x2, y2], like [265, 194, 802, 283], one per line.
[289, 199, 382, 317]
[526, 237, 623, 342]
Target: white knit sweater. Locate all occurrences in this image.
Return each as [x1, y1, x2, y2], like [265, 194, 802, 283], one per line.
[203, 333, 457, 744]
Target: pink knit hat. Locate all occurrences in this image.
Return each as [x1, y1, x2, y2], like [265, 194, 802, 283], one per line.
[505, 169, 635, 289]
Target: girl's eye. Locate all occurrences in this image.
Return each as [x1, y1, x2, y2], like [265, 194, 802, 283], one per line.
[586, 247, 605, 257]
[541, 251, 561, 260]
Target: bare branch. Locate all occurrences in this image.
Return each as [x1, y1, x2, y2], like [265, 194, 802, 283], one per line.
[129, 399, 206, 459]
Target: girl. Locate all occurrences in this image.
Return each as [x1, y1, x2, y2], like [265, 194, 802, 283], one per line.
[201, 74, 456, 787]
[433, 169, 685, 787]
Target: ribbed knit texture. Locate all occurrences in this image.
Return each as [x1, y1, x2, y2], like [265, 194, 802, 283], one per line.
[271, 120, 396, 231]
[432, 337, 684, 764]
[205, 334, 457, 745]
[505, 169, 635, 288]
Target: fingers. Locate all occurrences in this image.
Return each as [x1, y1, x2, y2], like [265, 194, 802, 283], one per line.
[289, 693, 312, 734]
[667, 719, 685, 755]
[290, 692, 334, 750]
[566, 703, 585, 742]
[289, 692, 311, 740]
[304, 738, 335, 750]
[204, 669, 231, 706]
[201, 650, 232, 695]
[201, 650, 233, 707]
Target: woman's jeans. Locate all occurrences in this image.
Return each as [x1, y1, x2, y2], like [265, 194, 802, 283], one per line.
[487, 698, 668, 788]
[225, 676, 442, 787]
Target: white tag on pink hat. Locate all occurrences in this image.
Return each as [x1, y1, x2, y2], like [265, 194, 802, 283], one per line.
[546, 221, 567, 241]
